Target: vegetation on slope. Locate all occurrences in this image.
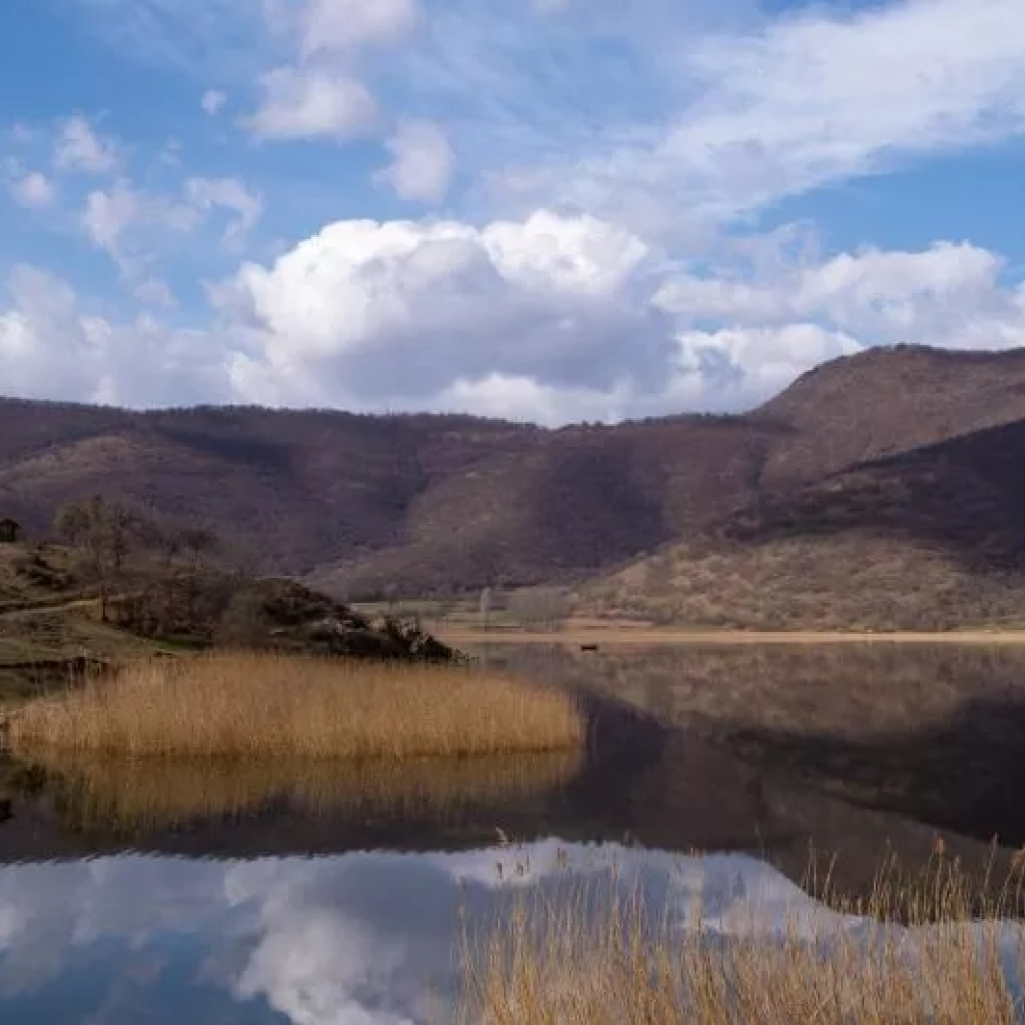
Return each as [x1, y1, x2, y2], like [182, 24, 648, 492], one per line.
[6, 344, 1025, 623]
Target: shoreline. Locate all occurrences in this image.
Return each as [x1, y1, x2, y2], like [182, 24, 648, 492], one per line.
[437, 626, 1025, 647]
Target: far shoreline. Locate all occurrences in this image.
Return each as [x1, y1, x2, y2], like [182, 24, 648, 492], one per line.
[437, 626, 1025, 647]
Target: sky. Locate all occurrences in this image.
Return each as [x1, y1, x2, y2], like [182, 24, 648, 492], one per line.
[1, 0, 1024, 425]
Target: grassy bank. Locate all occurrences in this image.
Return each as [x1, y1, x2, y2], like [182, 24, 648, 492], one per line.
[6, 652, 585, 758]
[461, 852, 1025, 1023]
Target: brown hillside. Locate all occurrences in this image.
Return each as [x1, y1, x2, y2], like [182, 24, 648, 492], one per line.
[3, 344, 1025, 604]
[756, 344, 1025, 488]
[586, 417, 1025, 629]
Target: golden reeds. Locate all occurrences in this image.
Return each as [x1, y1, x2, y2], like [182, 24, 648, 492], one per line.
[6, 651, 586, 758]
[460, 850, 1025, 1024]
[26, 748, 584, 829]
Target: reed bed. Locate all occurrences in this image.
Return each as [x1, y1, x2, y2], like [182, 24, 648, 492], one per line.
[6, 651, 586, 758]
[26, 748, 584, 829]
[460, 850, 1025, 1024]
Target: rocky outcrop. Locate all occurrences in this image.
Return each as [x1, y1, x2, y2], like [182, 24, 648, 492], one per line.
[215, 578, 463, 663]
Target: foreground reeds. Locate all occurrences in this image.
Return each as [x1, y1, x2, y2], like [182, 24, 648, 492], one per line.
[460, 849, 1025, 1024]
[23, 748, 584, 829]
[6, 651, 586, 758]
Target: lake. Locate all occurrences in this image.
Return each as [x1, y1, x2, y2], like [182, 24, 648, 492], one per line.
[3, 642, 1025, 1022]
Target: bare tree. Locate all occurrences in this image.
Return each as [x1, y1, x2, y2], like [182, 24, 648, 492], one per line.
[54, 496, 115, 618]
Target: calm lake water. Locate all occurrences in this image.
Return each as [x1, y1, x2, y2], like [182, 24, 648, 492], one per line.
[2, 643, 1025, 1022]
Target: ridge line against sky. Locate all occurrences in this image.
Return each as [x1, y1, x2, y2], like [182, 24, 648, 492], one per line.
[1, 0, 1024, 425]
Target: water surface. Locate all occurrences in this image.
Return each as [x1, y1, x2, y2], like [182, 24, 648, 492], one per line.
[2, 642, 1025, 1022]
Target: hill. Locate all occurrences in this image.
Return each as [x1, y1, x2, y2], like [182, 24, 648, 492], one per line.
[585, 414, 1025, 629]
[4, 343, 1025, 622]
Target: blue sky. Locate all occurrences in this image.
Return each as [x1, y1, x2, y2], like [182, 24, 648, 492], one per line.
[2, 0, 1024, 424]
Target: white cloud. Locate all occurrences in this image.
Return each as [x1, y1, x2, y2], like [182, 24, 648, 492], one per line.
[82, 184, 145, 256]
[52, 115, 120, 175]
[78, 176, 261, 275]
[246, 66, 378, 141]
[201, 89, 227, 115]
[0, 265, 221, 407]
[80, 183, 196, 272]
[217, 213, 1025, 421]
[7, 192, 1025, 423]
[0, 266, 103, 401]
[240, 0, 421, 144]
[185, 175, 263, 246]
[655, 241, 1025, 351]
[376, 120, 454, 203]
[134, 276, 176, 307]
[487, 0, 1025, 234]
[221, 209, 672, 415]
[300, 0, 419, 58]
[9, 171, 55, 209]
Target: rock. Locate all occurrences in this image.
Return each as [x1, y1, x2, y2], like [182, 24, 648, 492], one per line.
[216, 579, 463, 663]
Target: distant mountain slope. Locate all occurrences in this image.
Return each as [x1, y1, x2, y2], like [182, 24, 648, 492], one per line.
[4, 343, 1025, 613]
[585, 416, 1025, 629]
[754, 344, 1025, 489]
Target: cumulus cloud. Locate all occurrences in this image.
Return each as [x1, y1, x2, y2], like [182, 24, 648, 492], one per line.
[246, 66, 378, 141]
[243, 0, 419, 144]
[0, 265, 223, 407]
[300, 0, 419, 58]
[8, 171, 54, 208]
[221, 210, 675, 415]
[376, 120, 454, 203]
[0, 266, 104, 401]
[6, 206, 1025, 422]
[185, 175, 263, 246]
[81, 182, 196, 273]
[655, 241, 1025, 351]
[52, 115, 120, 175]
[212, 210, 1025, 421]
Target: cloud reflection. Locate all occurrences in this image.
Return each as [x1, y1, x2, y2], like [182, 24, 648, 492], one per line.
[0, 843, 1017, 1023]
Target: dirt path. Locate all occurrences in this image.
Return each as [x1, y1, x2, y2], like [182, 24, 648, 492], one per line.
[438, 626, 1025, 647]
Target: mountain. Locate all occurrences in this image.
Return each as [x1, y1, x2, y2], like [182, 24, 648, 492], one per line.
[3, 343, 1025, 623]
[586, 351, 1025, 629]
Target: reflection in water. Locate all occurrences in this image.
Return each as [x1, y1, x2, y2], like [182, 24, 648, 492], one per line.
[20, 749, 584, 832]
[3, 646, 1025, 1020]
[0, 843, 1020, 1024]
[490, 642, 1025, 845]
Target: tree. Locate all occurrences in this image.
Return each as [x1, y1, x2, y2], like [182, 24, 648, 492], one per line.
[54, 496, 156, 620]
[54, 501, 92, 550]
[54, 496, 113, 617]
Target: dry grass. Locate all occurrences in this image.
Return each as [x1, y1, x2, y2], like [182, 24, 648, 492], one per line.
[6, 651, 586, 758]
[460, 851, 1025, 1024]
[25, 748, 584, 829]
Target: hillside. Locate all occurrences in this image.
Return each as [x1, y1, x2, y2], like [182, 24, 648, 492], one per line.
[585, 416, 1025, 629]
[4, 344, 1025, 619]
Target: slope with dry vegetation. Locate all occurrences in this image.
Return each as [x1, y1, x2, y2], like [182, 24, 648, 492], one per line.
[6, 344, 1025, 622]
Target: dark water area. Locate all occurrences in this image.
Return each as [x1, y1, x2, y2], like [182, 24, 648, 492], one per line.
[1, 643, 1025, 1021]
[486, 641, 1025, 848]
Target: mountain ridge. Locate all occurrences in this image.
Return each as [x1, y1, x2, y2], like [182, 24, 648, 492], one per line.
[3, 343, 1025, 622]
